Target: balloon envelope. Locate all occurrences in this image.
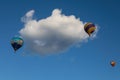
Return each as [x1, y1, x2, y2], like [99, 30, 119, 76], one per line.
[11, 37, 24, 51]
[110, 61, 116, 67]
[84, 22, 96, 36]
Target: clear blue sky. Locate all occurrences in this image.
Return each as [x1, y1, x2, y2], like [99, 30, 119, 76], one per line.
[0, 0, 120, 80]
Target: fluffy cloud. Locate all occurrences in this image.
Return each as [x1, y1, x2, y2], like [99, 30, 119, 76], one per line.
[19, 9, 91, 55]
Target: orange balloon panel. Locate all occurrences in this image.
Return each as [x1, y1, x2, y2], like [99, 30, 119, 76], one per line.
[110, 61, 116, 67]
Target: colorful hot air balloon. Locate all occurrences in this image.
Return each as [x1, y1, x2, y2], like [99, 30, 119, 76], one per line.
[11, 37, 24, 52]
[110, 61, 116, 67]
[84, 22, 96, 36]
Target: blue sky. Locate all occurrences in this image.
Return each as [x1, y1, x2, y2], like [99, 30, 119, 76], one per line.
[0, 0, 120, 80]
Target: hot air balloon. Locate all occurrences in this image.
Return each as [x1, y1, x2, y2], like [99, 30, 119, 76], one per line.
[11, 37, 24, 52]
[84, 22, 96, 36]
[110, 61, 116, 67]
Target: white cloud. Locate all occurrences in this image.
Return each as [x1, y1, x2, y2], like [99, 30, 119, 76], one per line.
[21, 10, 35, 23]
[19, 9, 94, 55]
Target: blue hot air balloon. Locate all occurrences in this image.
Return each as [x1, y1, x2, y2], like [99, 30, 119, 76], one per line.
[11, 37, 24, 52]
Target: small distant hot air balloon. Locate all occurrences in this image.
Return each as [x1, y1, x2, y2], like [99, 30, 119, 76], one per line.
[11, 37, 24, 52]
[84, 22, 96, 36]
[110, 61, 116, 67]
